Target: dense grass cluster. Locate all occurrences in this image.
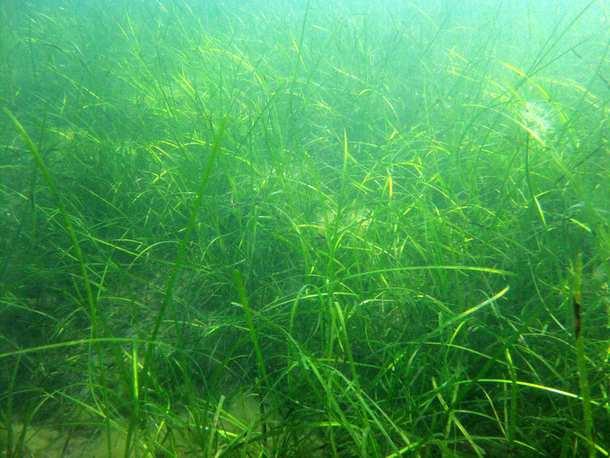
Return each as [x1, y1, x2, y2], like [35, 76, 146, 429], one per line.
[1, 0, 608, 456]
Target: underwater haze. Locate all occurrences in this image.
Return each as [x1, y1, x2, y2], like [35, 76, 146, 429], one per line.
[1, 0, 609, 456]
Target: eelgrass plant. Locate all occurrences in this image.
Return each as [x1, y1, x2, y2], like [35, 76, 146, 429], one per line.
[1, 0, 608, 456]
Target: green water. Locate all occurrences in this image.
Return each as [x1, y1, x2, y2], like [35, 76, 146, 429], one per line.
[1, 1, 608, 456]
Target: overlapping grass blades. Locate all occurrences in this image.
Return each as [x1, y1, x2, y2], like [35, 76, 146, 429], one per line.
[1, 0, 608, 456]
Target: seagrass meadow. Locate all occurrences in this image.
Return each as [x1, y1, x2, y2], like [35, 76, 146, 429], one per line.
[0, 0, 609, 456]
